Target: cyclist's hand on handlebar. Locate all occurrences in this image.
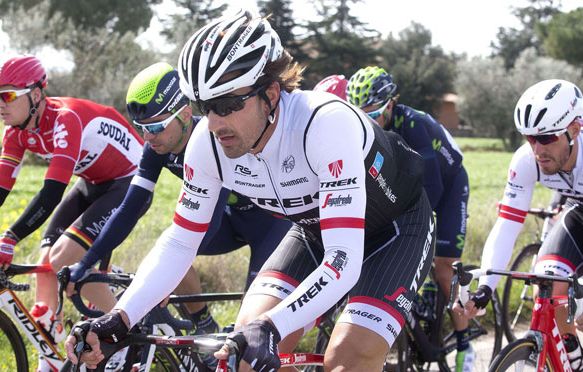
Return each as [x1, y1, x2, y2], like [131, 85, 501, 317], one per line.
[64, 320, 103, 368]
[0, 233, 17, 270]
[215, 318, 281, 371]
[460, 285, 492, 318]
[66, 310, 130, 367]
[66, 262, 92, 297]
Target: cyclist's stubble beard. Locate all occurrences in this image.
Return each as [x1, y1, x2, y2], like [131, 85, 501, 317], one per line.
[535, 143, 570, 175]
[213, 98, 269, 159]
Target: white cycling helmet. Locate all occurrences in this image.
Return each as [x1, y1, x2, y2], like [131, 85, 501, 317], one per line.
[514, 79, 583, 136]
[178, 9, 283, 101]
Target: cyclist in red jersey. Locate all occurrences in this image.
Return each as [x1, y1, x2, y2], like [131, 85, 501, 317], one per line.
[0, 55, 145, 371]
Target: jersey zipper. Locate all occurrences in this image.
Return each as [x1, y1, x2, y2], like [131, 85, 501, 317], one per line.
[254, 153, 287, 215]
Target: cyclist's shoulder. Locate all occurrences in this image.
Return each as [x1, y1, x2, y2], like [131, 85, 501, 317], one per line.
[44, 97, 127, 126]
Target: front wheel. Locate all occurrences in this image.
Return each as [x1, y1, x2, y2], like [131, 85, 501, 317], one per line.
[501, 243, 540, 342]
[489, 338, 553, 372]
[0, 309, 28, 372]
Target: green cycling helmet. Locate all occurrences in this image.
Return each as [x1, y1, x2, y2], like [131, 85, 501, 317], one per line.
[126, 62, 189, 122]
[346, 66, 398, 108]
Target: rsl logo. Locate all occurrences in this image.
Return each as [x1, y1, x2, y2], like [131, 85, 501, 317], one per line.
[328, 160, 343, 178]
[184, 164, 194, 181]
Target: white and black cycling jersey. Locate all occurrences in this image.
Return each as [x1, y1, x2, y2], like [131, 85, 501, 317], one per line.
[480, 133, 583, 289]
[117, 90, 425, 334]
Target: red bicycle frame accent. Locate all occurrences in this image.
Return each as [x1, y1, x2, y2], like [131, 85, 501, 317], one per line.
[529, 295, 572, 371]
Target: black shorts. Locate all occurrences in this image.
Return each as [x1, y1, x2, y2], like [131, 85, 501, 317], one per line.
[248, 191, 436, 346]
[535, 199, 583, 277]
[42, 177, 152, 250]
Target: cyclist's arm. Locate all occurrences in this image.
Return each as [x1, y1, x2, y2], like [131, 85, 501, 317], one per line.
[0, 127, 26, 206]
[266, 106, 366, 340]
[78, 145, 166, 268]
[6, 115, 82, 240]
[479, 145, 537, 290]
[115, 125, 223, 326]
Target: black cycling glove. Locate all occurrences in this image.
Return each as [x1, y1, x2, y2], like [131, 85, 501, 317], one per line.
[470, 285, 493, 309]
[89, 311, 129, 343]
[227, 319, 281, 371]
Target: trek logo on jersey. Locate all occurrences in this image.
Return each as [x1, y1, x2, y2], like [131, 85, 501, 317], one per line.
[183, 181, 209, 196]
[184, 164, 194, 181]
[53, 122, 69, 149]
[178, 192, 200, 210]
[323, 249, 347, 279]
[320, 177, 358, 189]
[234, 164, 257, 177]
[286, 276, 329, 312]
[328, 160, 343, 178]
[97, 122, 131, 151]
[321, 193, 352, 208]
[249, 192, 319, 209]
[368, 152, 384, 179]
[282, 155, 295, 173]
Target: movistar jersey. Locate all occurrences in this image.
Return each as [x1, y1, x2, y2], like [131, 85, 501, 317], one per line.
[389, 104, 464, 208]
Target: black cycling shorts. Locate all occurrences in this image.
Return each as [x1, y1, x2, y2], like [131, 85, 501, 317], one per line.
[248, 191, 436, 346]
[42, 177, 152, 250]
[535, 199, 583, 277]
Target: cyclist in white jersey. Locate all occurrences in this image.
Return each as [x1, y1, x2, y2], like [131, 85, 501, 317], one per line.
[65, 10, 436, 371]
[460, 79, 583, 369]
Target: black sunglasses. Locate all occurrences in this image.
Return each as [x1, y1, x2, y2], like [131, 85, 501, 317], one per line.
[524, 133, 561, 146]
[197, 85, 264, 117]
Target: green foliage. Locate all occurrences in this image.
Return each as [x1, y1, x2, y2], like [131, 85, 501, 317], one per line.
[541, 8, 583, 66]
[1, 0, 160, 116]
[491, 0, 562, 69]
[258, 0, 306, 62]
[302, 0, 380, 87]
[455, 49, 583, 151]
[0, 0, 160, 34]
[378, 22, 457, 115]
[161, 0, 228, 64]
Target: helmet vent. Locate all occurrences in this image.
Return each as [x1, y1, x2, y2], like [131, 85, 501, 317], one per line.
[524, 104, 532, 127]
[533, 108, 547, 128]
[545, 83, 562, 100]
[516, 108, 522, 126]
[575, 86, 582, 98]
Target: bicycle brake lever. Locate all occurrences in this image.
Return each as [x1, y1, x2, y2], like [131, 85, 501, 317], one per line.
[56, 266, 71, 316]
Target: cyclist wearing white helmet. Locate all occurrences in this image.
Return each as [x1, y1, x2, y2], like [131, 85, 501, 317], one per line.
[462, 79, 583, 370]
[66, 10, 436, 372]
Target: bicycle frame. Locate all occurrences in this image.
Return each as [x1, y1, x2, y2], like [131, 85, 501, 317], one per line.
[527, 292, 572, 371]
[453, 262, 582, 372]
[0, 264, 65, 370]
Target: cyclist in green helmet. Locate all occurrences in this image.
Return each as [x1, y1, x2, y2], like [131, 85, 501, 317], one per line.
[348, 66, 473, 372]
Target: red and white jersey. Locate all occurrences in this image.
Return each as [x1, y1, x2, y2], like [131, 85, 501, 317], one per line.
[0, 97, 143, 189]
[480, 135, 583, 289]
